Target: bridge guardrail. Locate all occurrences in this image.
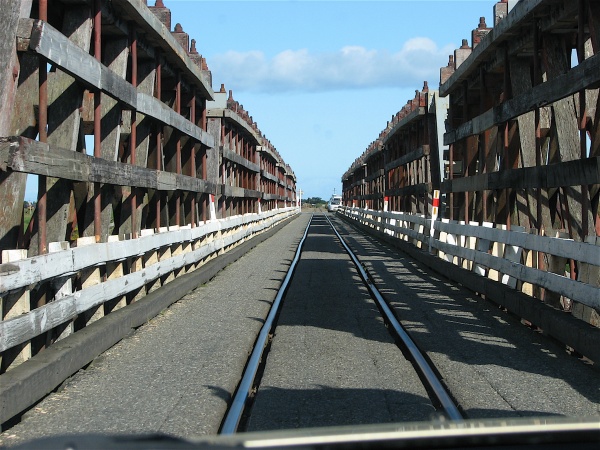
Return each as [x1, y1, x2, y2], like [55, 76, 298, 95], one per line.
[338, 206, 600, 361]
[0, 208, 298, 373]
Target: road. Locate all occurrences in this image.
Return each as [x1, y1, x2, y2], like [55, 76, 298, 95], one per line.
[1, 213, 598, 446]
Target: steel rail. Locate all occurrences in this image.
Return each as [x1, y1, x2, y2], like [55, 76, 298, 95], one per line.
[220, 214, 313, 435]
[325, 215, 463, 421]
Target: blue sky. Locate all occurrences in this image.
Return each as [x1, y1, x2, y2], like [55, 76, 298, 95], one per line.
[165, 0, 494, 200]
[24, 1, 496, 201]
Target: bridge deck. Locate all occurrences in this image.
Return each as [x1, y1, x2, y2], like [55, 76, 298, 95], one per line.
[1, 213, 598, 445]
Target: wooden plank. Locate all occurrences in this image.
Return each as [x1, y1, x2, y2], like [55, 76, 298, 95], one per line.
[0, 249, 31, 371]
[441, 157, 600, 192]
[444, 53, 600, 145]
[110, 0, 213, 100]
[441, 173, 489, 193]
[385, 182, 431, 197]
[381, 107, 426, 145]
[472, 221, 493, 276]
[501, 226, 526, 288]
[436, 219, 599, 266]
[48, 241, 73, 342]
[127, 61, 157, 234]
[0, 0, 26, 267]
[358, 193, 384, 201]
[29, 7, 92, 255]
[80, 37, 130, 240]
[76, 236, 104, 326]
[544, 33, 594, 241]
[0, 209, 300, 352]
[0, 209, 293, 294]
[431, 237, 599, 310]
[364, 169, 385, 183]
[440, 0, 545, 96]
[510, 57, 537, 228]
[260, 170, 279, 185]
[137, 93, 213, 147]
[0, 0, 22, 132]
[207, 109, 262, 144]
[223, 148, 260, 173]
[2, 136, 218, 195]
[384, 146, 430, 172]
[1, 7, 35, 251]
[21, 18, 214, 148]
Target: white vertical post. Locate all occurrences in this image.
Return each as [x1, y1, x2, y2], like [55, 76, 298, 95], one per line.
[428, 190, 440, 253]
[1, 249, 32, 369]
[49, 241, 74, 341]
[209, 194, 217, 221]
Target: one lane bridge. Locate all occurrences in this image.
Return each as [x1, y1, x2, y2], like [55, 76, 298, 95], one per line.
[1, 0, 600, 447]
[1, 212, 598, 446]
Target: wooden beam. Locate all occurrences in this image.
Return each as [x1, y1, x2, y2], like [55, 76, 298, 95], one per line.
[19, 18, 214, 148]
[381, 107, 425, 145]
[207, 108, 262, 144]
[441, 157, 600, 192]
[385, 182, 431, 197]
[109, 0, 213, 100]
[223, 147, 260, 173]
[445, 53, 600, 145]
[440, 0, 546, 96]
[222, 185, 262, 199]
[384, 146, 430, 172]
[0, 136, 218, 195]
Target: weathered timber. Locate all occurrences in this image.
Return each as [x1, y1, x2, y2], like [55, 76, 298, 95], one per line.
[431, 238, 599, 310]
[19, 18, 214, 148]
[79, 37, 130, 240]
[441, 157, 600, 192]
[260, 169, 279, 184]
[385, 182, 432, 197]
[364, 169, 385, 183]
[0, 1, 35, 254]
[0, 137, 218, 195]
[206, 108, 263, 143]
[0, 210, 290, 295]
[357, 193, 384, 201]
[384, 146, 430, 172]
[510, 57, 538, 228]
[0, 0, 23, 135]
[544, 33, 594, 241]
[223, 148, 260, 173]
[0, 210, 292, 353]
[222, 185, 262, 199]
[115, 61, 157, 235]
[28, 7, 93, 255]
[381, 107, 426, 146]
[436, 220, 599, 268]
[444, 53, 600, 146]
[441, 0, 544, 96]
[110, 0, 213, 100]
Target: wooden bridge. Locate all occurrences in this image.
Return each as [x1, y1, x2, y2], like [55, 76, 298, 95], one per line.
[0, 0, 297, 422]
[342, 0, 599, 360]
[0, 0, 599, 438]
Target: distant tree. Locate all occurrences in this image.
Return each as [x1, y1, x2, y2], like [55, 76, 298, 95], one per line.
[305, 197, 325, 205]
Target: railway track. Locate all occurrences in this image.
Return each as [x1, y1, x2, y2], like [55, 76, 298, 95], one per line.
[220, 213, 462, 434]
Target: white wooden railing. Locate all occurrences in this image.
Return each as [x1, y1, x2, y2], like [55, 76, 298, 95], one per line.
[0, 208, 299, 371]
[339, 206, 600, 325]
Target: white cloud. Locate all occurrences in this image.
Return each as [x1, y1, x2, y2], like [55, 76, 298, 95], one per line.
[210, 38, 454, 93]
